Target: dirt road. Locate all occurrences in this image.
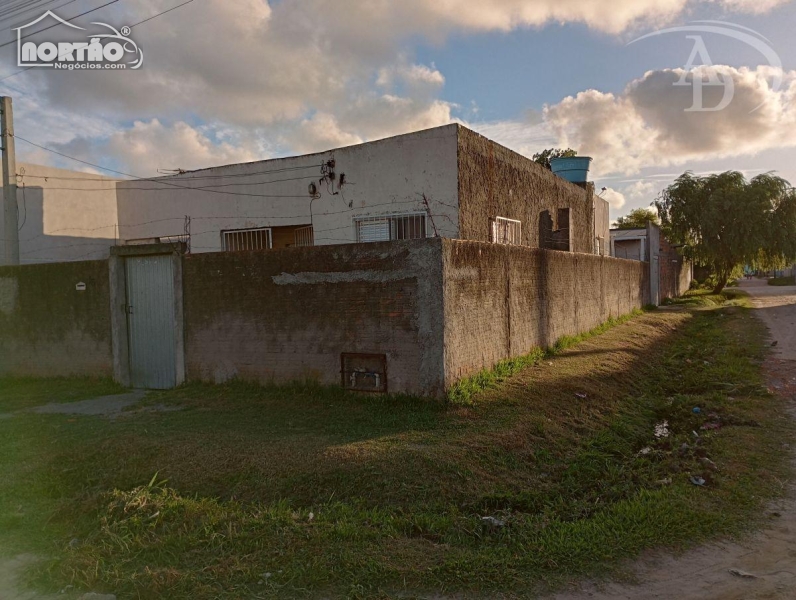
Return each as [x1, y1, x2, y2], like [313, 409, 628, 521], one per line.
[554, 279, 796, 600]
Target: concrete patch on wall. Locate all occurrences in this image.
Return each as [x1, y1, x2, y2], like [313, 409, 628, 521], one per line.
[0, 278, 18, 315]
[183, 239, 447, 397]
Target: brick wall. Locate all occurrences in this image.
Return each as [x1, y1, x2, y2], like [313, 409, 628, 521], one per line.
[0, 260, 113, 376]
[442, 240, 648, 387]
[182, 239, 446, 396]
[456, 126, 595, 254]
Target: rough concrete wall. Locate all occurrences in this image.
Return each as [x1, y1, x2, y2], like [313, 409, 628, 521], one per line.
[182, 239, 446, 396]
[442, 240, 647, 387]
[456, 126, 594, 253]
[0, 260, 113, 376]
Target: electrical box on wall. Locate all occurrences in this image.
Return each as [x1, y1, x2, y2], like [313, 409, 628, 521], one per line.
[341, 353, 387, 393]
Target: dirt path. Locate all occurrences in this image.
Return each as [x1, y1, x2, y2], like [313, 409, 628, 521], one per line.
[553, 279, 796, 600]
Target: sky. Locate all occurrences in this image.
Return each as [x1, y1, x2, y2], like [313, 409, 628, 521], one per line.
[0, 0, 795, 222]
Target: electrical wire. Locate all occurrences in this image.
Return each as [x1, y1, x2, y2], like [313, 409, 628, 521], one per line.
[0, 0, 199, 83]
[0, 0, 120, 50]
[129, 0, 194, 28]
[18, 163, 322, 182]
[12, 135, 314, 198]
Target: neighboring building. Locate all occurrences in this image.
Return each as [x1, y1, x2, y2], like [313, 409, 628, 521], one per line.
[0, 163, 119, 264]
[611, 228, 648, 261]
[2, 124, 609, 265]
[610, 223, 692, 302]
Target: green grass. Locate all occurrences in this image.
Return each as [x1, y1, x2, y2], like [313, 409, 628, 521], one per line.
[768, 276, 796, 286]
[0, 376, 126, 412]
[448, 309, 644, 404]
[663, 288, 749, 308]
[0, 300, 791, 599]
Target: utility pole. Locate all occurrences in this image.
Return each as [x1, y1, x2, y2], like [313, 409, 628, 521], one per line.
[1, 96, 18, 265]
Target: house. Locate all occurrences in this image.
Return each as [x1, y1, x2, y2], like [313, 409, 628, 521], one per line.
[610, 222, 692, 302]
[2, 124, 609, 264]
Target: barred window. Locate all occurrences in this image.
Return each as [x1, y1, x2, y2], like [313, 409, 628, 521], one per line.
[490, 217, 522, 245]
[294, 225, 314, 247]
[354, 213, 427, 243]
[222, 227, 272, 251]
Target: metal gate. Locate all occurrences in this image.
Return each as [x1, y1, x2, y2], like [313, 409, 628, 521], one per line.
[125, 255, 176, 389]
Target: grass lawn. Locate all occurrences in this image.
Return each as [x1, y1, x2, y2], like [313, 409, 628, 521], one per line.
[0, 300, 791, 599]
[768, 276, 796, 286]
[0, 376, 125, 413]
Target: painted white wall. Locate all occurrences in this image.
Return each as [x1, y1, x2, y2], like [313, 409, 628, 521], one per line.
[0, 163, 119, 264]
[116, 124, 460, 252]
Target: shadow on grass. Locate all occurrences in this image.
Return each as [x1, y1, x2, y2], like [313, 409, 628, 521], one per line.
[1, 302, 791, 599]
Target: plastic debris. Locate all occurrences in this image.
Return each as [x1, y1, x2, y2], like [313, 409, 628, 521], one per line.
[638, 447, 652, 456]
[692, 407, 701, 414]
[654, 421, 670, 438]
[481, 516, 505, 529]
[690, 476, 706, 486]
[575, 392, 587, 399]
[728, 568, 758, 579]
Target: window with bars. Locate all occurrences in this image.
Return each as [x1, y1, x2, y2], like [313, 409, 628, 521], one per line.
[293, 225, 314, 247]
[490, 217, 522, 245]
[354, 213, 427, 243]
[222, 227, 272, 251]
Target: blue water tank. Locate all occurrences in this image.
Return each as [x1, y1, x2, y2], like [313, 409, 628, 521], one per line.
[550, 156, 592, 184]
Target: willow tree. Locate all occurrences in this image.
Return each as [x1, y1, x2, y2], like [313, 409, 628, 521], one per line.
[655, 171, 796, 293]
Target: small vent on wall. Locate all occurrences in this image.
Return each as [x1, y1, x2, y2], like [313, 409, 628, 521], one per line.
[341, 353, 387, 393]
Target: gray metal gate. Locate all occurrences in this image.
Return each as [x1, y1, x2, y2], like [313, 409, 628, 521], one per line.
[125, 255, 176, 389]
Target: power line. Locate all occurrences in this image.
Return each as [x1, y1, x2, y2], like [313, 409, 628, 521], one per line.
[129, 0, 194, 28]
[19, 163, 320, 182]
[13, 134, 314, 198]
[0, 0, 120, 50]
[0, 0, 199, 83]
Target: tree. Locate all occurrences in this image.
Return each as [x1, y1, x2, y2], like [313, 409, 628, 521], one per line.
[532, 148, 577, 171]
[614, 208, 660, 229]
[655, 171, 796, 293]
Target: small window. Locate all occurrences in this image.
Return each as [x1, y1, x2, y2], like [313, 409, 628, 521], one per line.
[222, 227, 272, 251]
[490, 217, 522, 245]
[355, 213, 427, 243]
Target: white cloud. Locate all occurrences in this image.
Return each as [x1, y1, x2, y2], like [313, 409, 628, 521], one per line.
[601, 187, 627, 209]
[625, 180, 657, 200]
[544, 65, 796, 176]
[54, 119, 259, 176]
[5, 0, 793, 174]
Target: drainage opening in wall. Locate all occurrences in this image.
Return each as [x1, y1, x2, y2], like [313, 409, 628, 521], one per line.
[341, 353, 388, 393]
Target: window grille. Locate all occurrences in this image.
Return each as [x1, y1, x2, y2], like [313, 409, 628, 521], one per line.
[354, 213, 427, 243]
[490, 217, 522, 245]
[294, 225, 314, 247]
[222, 227, 272, 251]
